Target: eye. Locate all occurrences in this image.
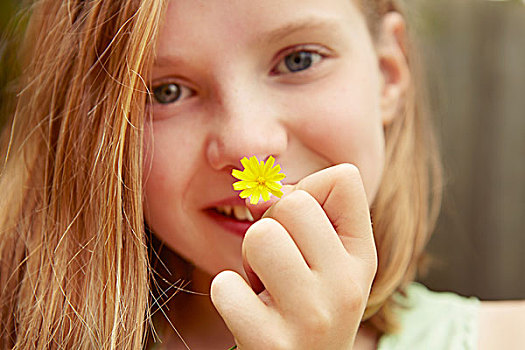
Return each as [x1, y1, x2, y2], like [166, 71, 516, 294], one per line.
[274, 50, 323, 74]
[151, 83, 192, 104]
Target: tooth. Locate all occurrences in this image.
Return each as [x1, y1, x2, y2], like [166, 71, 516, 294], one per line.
[233, 205, 247, 221]
[216, 205, 232, 215]
[245, 208, 254, 222]
[233, 206, 254, 222]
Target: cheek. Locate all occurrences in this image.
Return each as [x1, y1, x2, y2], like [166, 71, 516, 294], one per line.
[142, 120, 204, 213]
[289, 69, 385, 202]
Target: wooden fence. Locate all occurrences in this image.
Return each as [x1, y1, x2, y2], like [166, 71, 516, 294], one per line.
[414, 0, 525, 300]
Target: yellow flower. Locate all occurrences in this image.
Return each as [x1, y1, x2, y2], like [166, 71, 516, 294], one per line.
[232, 156, 286, 204]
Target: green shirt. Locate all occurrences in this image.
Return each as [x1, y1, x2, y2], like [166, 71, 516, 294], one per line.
[378, 283, 480, 350]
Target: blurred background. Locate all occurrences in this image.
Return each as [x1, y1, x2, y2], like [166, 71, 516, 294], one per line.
[0, 0, 524, 300]
[408, 0, 525, 300]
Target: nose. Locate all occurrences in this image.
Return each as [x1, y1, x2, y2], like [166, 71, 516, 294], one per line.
[205, 83, 288, 171]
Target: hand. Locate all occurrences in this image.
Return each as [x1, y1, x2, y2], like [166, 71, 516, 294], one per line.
[211, 164, 378, 349]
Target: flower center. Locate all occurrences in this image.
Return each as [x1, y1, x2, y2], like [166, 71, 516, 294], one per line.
[256, 176, 266, 186]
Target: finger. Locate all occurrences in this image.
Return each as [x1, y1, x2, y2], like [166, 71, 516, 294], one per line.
[242, 218, 313, 313]
[243, 186, 294, 292]
[294, 164, 376, 271]
[242, 256, 265, 295]
[245, 185, 294, 221]
[261, 189, 346, 273]
[210, 270, 274, 346]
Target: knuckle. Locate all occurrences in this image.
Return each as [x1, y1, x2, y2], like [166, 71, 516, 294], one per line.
[269, 337, 291, 350]
[358, 250, 379, 283]
[344, 291, 365, 313]
[257, 333, 291, 350]
[242, 218, 280, 253]
[335, 163, 361, 178]
[271, 189, 315, 216]
[299, 301, 333, 335]
[355, 247, 378, 279]
[338, 297, 363, 320]
[308, 311, 332, 334]
[369, 251, 378, 275]
[335, 162, 360, 176]
[281, 189, 312, 207]
[286, 189, 312, 202]
[336, 276, 368, 313]
[334, 163, 363, 187]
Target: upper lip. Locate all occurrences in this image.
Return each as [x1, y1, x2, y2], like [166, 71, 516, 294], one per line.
[206, 196, 249, 209]
[204, 181, 297, 219]
[205, 196, 270, 222]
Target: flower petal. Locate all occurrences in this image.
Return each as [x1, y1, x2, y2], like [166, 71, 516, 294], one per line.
[241, 157, 256, 177]
[249, 156, 261, 176]
[233, 181, 247, 190]
[263, 156, 275, 176]
[266, 164, 281, 176]
[233, 181, 258, 190]
[265, 181, 282, 191]
[250, 191, 260, 204]
[267, 173, 286, 182]
[261, 189, 270, 201]
[232, 169, 254, 181]
[232, 156, 286, 202]
[240, 188, 253, 198]
[269, 188, 284, 198]
[245, 181, 259, 189]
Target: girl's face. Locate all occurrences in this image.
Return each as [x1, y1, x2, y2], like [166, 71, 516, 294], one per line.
[143, 0, 402, 278]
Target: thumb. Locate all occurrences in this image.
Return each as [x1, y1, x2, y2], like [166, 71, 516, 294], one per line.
[293, 164, 376, 269]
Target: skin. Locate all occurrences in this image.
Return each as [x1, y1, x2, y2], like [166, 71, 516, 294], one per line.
[479, 301, 525, 349]
[143, 0, 407, 348]
[141, 0, 525, 348]
[143, 0, 398, 281]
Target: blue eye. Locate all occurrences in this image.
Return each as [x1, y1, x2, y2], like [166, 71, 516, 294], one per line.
[285, 52, 314, 72]
[276, 50, 323, 74]
[152, 83, 182, 104]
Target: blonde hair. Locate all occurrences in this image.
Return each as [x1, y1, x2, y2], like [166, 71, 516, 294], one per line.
[360, 0, 443, 333]
[0, 0, 166, 348]
[0, 0, 441, 347]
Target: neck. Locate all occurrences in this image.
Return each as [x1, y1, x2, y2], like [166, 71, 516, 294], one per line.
[163, 268, 235, 349]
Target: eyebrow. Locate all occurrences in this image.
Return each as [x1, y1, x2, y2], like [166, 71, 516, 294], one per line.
[153, 17, 343, 68]
[258, 17, 343, 44]
[154, 55, 186, 69]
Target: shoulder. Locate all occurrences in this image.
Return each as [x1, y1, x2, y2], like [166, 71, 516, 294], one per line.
[378, 283, 480, 349]
[478, 299, 525, 349]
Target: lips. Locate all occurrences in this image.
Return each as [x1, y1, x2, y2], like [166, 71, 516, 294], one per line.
[205, 197, 256, 237]
[214, 205, 254, 222]
[204, 184, 291, 238]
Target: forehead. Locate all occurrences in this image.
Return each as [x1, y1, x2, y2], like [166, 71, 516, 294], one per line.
[156, 0, 367, 56]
